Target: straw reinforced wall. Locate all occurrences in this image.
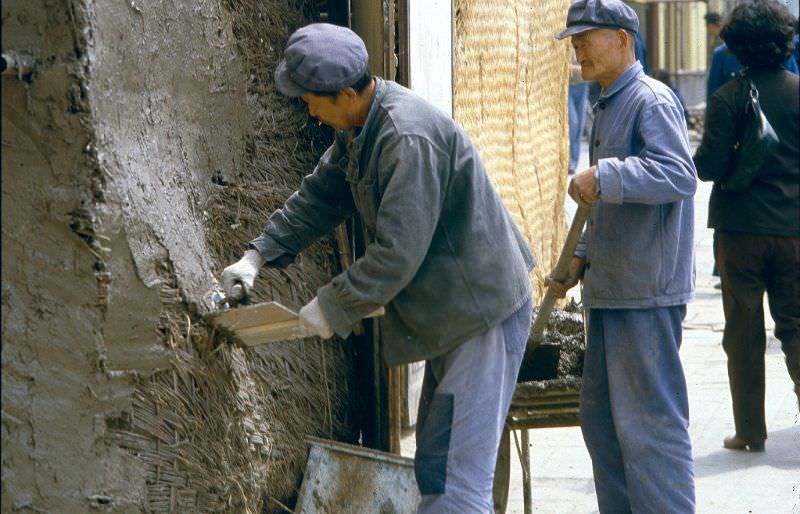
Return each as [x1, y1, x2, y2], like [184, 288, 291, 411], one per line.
[455, 0, 572, 301]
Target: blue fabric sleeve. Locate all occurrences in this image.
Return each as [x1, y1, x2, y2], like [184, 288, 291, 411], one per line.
[597, 103, 697, 205]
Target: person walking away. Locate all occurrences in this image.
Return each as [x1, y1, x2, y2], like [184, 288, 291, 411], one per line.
[707, 39, 798, 100]
[704, 15, 797, 288]
[552, 0, 698, 512]
[220, 23, 535, 513]
[693, 0, 800, 453]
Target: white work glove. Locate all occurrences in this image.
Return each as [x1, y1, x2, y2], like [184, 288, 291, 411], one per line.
[221, 249, 265, 301]
[298, 296, 335, 339]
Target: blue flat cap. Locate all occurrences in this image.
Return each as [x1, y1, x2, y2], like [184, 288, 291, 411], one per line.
[274, 23, 369, 97]
[555, 0, 639, 40]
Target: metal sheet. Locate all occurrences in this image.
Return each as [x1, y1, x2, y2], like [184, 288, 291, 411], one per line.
[296, 437, 420, 514]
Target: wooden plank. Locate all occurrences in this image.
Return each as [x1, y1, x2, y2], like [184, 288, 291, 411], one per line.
[513, 406, 580, 417]
[511, 393, 580, 407]
[507, 412, 581, 430]
[209, 301, 385, 347]
[235, 321, 303, 347]
[511, 401, 581, 412]
[512, 389, 581, 403]
[208, 301, 298, 331]
[207, 301, 301, 346]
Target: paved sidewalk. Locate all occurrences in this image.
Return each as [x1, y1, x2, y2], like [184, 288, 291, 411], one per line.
[502, 164, 800, 513]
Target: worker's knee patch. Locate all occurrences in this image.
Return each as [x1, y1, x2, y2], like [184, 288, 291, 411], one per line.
[414, 393, 453, 495]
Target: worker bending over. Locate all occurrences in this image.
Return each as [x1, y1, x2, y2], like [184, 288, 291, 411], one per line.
[222, 23, 534, 513]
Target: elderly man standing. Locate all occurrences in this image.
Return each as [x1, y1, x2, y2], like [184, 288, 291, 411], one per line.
[551, 1, 698, 513]
[221, 23, 535, 513]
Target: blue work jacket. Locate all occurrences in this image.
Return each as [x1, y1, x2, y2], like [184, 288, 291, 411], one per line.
[576, 63, 697, 309]
[250, 79, 534, 366]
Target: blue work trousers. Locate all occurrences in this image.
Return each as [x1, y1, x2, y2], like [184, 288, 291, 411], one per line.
[568, 82, 589, 171]
[580, 306, 695, 514]
[415, 299, 531, 513]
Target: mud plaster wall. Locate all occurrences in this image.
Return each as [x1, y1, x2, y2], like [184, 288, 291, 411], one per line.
[2, 4, 128, 512]
[3, 1, 350, 512]
[86, 0, 249, 309]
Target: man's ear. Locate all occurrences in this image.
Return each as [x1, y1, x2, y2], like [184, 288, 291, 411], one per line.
[339, 87, 358, 102]
[617, 29, 629, 48]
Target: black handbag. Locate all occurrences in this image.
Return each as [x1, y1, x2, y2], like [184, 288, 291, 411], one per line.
[720, 78, 780, 192]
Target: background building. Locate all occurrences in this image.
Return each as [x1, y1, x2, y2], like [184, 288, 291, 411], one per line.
[630, 0, 800, 107]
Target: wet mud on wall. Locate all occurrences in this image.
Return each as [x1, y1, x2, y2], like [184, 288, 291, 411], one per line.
[3, 3, 126, 512]
[3, 1, 353, 512]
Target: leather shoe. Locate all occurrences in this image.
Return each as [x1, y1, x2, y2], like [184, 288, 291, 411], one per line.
[723, 435, 765, 452]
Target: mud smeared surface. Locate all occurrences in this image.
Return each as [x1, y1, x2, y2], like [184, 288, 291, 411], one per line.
[518, 301, 585, 389]
[3, 4, 131, 511]
[543, 302, 585, 378]
[3, 1, 352, 512]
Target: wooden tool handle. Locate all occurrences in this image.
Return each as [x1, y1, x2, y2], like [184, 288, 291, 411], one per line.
[530, 205, 590, 343]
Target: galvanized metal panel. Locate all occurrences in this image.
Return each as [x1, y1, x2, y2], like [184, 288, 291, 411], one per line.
[296, 437, 420, 514]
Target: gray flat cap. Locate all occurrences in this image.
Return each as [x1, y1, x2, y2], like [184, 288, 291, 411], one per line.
[274, 23, 369, 97]
[555, 0, 639, 40]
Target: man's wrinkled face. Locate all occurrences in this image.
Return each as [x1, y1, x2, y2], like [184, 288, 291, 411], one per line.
[571, 29, 626, 86]
[302, 91, 352, 130]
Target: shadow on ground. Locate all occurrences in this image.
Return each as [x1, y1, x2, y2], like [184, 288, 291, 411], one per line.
[693, 424, 800, 478]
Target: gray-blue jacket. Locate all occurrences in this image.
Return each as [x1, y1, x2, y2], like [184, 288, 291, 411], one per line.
[576, 62, 697, 308]
[250, 79, 535, 366]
